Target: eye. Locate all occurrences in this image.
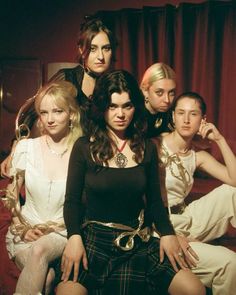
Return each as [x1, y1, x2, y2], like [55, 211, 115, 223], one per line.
[54, 109, 64, 114]
[108, 104, 116, 110]
[39, 111, 47, 115]
[191, 112, 198, 116]
[90, 46, 97, 52]
[155, 90, 164, 96]
[103, 45, 111, 52]
[124, 102, 134, 110]
[169, 90, 176, 97]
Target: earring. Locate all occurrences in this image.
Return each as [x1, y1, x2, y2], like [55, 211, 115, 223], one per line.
[145, 97, 149, 104]
[69, 120, 74, 131]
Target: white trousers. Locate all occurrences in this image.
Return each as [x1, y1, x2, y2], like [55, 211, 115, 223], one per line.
[170, 184, 236, 295]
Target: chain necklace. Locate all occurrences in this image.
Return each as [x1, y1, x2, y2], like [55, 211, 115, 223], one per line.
[114, 140, 128, 168]
[45, 137, 68, 158]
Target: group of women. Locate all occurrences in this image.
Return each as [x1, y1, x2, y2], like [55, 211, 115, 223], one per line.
[1, 17, 236, 295]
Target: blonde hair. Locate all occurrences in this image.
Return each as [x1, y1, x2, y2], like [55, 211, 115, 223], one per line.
[140, 62, 176, 90]
[35, 81, 82, 146]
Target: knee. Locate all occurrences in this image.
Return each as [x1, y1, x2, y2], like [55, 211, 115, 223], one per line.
[169, 270, 206, 295]
[180, 282, 206, 295]
[30, 243, 49, 261]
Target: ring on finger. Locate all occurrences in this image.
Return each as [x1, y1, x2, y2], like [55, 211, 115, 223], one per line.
[178, 252, 183, 257]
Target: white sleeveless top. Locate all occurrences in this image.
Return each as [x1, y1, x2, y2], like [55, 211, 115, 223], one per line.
[159, 139, 196, 207]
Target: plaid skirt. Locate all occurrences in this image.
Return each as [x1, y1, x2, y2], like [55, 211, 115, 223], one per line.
[54, 220, 176, 295]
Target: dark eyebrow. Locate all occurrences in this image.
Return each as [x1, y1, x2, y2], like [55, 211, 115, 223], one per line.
[110, 101, 133, 107]
[91, 43, 111, 48]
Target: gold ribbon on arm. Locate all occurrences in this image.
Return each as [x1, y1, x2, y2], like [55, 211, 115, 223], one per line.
[82, 209, 151, 251]
[0, 187, 65, 243]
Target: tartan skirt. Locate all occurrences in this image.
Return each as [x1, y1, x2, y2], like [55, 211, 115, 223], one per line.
[54, 220, 176, 295]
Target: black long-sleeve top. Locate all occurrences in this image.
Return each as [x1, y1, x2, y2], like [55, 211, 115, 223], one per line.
[64, 137, 175, 238]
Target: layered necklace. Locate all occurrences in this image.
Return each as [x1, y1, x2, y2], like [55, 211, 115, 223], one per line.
[114, 140, 128, 168]
[45, 137, 68, 158]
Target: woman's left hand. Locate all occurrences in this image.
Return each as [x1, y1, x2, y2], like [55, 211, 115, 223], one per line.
[198, 120, 223, 142]
[159, 235, 189, 272]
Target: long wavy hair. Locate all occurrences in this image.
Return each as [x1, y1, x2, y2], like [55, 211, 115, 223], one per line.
[34, 81, 83, 147]
[89, 70, 147, 166]
[77, 17, 117, 64]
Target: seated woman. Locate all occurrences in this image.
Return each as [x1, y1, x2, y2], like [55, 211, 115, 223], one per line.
[55, 70, 205, 295]
[4, 81, 82, 294]
[154, 91, 236, 295]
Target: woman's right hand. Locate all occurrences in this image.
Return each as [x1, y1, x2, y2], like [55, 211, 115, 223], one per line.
[61, 234, 88, 283]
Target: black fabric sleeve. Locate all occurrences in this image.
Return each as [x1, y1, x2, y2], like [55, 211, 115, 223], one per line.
[145, 141, 175, 236]
[63, 138, 87, 238]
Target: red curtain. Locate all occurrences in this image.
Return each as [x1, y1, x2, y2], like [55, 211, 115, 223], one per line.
[97, 1, 236, 141]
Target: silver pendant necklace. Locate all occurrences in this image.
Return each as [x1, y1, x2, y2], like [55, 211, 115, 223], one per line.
[114, 140, 128, 168]
[46, 137, 68, 158]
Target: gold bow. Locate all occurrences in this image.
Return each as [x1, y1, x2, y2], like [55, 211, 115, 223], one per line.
[82, 209, 151, 251]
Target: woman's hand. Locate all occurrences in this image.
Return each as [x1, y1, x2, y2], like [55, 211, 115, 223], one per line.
[159, 235, 189, 272]
[198, 120, 223, 142]
[0, 155, 12, 178]
[24, 228, 44, 242]
[176, 235, 199, 268]
[61, 234, 88, 283]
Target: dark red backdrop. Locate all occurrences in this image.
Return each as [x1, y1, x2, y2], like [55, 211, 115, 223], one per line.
[97, 1, 236, 141]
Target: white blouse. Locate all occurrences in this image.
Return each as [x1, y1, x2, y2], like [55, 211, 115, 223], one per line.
[10, 138, 67, 225]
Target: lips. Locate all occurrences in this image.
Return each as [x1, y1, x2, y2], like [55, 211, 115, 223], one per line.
[115, 121, 126, 125]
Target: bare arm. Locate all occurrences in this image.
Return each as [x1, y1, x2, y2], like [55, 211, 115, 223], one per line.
[196, 121, 236, 186]
[0, 140, 18, 178]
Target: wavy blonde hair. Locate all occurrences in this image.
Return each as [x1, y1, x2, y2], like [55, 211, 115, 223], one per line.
[34, 80, 82, 147]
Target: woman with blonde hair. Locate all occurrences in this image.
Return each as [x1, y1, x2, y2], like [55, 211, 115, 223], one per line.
[5, 80, 82, 294]
[140, 62, 176, 137]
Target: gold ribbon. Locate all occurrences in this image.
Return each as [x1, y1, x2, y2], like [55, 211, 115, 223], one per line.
[82, 209, 151, 251]
[0, 187, 65, 243]
[159, 143, 191, 194]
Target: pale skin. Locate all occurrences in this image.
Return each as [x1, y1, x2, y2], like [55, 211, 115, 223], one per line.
[6, 94, 75, 294]
[80, 31, 112, 98]
[8, 94, 73, 241]
[0, 30, 112, 177]
[141, 77, 201, 266]
[141, 78, 176, 114]
[56, 92, 205, 295]
[158, 97, 236, 267]
[164, 97, 236, 186]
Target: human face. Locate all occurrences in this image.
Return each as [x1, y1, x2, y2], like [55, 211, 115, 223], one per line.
[144, 78, 176, 113]
[105, 92, 135, 138]
[172, 97, 203, 137]
[39, 94, 71, 139]
[85, 31, 112, 74]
